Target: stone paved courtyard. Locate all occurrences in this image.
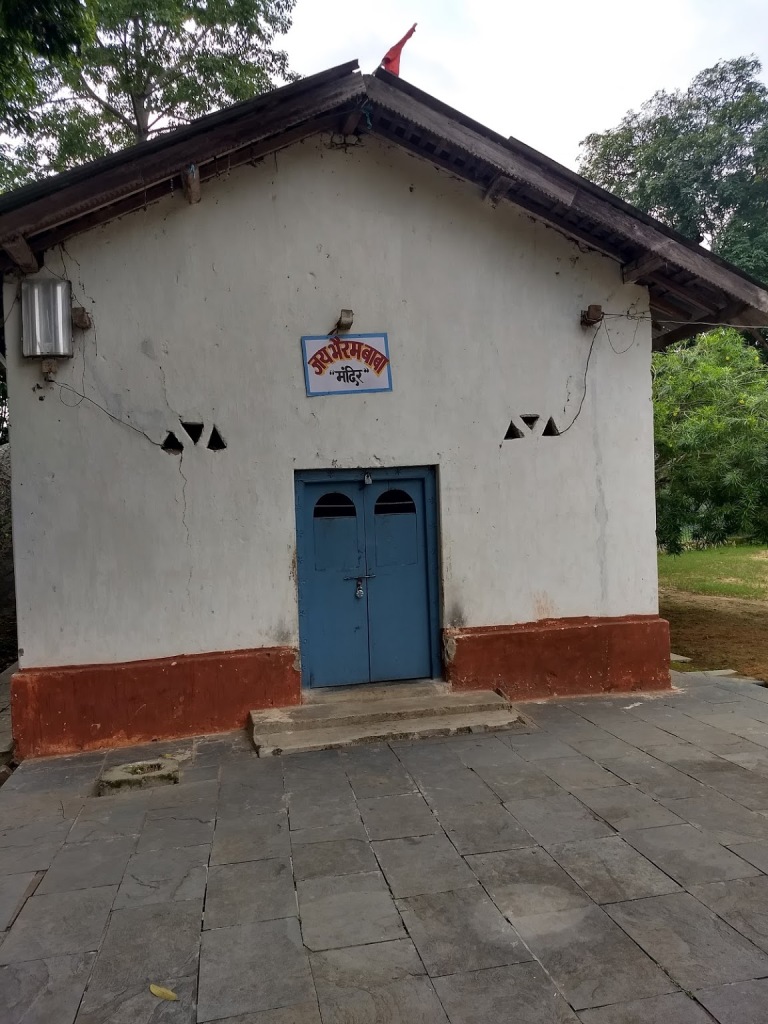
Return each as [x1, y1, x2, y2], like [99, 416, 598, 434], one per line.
[2, 671, 768, 1022]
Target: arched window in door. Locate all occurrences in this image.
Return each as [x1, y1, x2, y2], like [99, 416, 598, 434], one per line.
[374, 488, 418, 565]
[314, 492, 356, 518]
[313, 492, 359, 571]
[374, 489, 416, 515]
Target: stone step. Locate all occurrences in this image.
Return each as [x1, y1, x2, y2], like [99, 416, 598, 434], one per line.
[249, 688, 510, 736]
[252, 708, 527, 757]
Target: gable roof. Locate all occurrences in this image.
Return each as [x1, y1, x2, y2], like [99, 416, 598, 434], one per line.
[1, 60, 767, 347]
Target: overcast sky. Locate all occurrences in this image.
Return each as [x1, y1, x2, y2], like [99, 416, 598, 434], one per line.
[284, 0, 768, 169]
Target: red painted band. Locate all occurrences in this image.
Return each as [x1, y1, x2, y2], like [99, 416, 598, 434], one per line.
[444, 615, 670, 699]
[12, 646, 301, 760]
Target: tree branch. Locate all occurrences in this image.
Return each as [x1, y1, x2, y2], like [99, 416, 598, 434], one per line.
[78, 75, 135, 133]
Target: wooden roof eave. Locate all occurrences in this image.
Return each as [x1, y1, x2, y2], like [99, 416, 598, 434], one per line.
[1, 59, 767, 348]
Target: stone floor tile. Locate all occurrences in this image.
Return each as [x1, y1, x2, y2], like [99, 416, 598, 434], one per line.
[113, 844, 209, 908]
[577, 992, 713, 1023]
[286, 791, 360, 831]
[0, 842, 64, 875]
[372, 833, 476, 897]
[514, 905, 676, 1010]
[193, 732, 256, 765]
[397, 885, 531, 976]
[632, 715, 748, 754]
[0, 818, 73, 850]
[537, 756, 626, 792]
[624, 824, 761, 886]
[340, 745, 417, 797]
[0, 886, 116, 964]
[216, 780, 286, 819]
[504, 793, 614, 847]
[291, 838, 377, 881]
[638, 739, 722, 765]
[148, 779, 220, 812]
[600, 755, 707, 800]
[572, 786, 683, 831]
[721, 747, 768, 775]
[606, 892, 768, 989]
[65, 799, 147, 844]
[568, 735, 640, 761]
[548, 836, 680, 904]
[678, 762, 768, 812]
[297, 870, 404, 951]
[211, 810, 290, 865]
[205, 857, 296, 929]
[206, 1005, 322, 1023]
[310, 938, 448, 1024]
[434, 800, 535, 854]
[0, 793, 84, 830]
[37, 837, 136, 895]
[136, 807, 215, 852]
[288, 819, 368, 845]
[0, 952, 95, 1024]
[0, 873, 38, 930]
[660, 791, 768, 845]
[1, 763, 100, 798]
[694, 979, 768, 1023]
[471, 761, 564, 802]
[433, 961, 579, 1023]
[447, 735, 525, 769]
[576, 718, 677, 752]
[75, 899, 200, 1023]
[467, 846, 592, 918]
[689, 876, 768, 954]
[359, 793, 439, 840]
[417, 768, 501, 807]
[728, 840, 768, 872]
[503, 733, 580, 761]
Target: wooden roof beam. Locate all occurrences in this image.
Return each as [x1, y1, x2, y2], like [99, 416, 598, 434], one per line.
[2, 234, 38, 273]
[181, 164, 201, 204]
[653, 301, 747, 348]
[483, 173, 513, 207]
[622, 253, 665, 283]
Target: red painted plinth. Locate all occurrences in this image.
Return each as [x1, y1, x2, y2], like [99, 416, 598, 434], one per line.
[12, 646, 301, 759]
[444, 615, 670, 699]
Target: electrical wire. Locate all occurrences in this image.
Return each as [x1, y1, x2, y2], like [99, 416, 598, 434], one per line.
[602, 312, 768, 329]
[52, 381, 163, 447]
[558, 321, 604, 435]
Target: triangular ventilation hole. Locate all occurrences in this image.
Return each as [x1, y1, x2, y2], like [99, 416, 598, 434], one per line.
[180, 421, 204, 444]
[521, 414, 540, 430]
[207, 426, 227, 451]
[542, 417, 560, 437]
[161, 431, 184, 455]
[504, 420, 524, 440]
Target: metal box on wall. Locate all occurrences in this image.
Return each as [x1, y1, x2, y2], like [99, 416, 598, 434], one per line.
[21, 279, 73, 358]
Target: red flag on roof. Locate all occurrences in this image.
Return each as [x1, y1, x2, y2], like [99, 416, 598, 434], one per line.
[380, 23, 417, 76]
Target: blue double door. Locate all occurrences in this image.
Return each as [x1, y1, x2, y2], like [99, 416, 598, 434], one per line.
[295, 468, 440, 688]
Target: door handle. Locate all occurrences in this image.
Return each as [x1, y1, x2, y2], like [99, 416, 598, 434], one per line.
[343, 574, 377, 580]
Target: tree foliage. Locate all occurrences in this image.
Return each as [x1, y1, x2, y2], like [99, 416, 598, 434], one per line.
[654, 329, 768, 552]
[0, 0, 297, 189]
[580, 57, 768, 284]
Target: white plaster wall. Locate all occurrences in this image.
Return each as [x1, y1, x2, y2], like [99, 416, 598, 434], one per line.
[4, 134, 658, 669]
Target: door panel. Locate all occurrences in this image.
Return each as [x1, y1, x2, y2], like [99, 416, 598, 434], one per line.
[298, 483, 370, 687]
[365, 480, 433, 682]
[296, 469, 438, 688]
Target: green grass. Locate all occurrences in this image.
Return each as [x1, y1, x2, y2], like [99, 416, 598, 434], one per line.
[658, 544, 768, 600]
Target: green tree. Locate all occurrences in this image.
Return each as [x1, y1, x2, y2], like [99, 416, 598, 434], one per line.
[654, 328, 768, 552]
[580, 57, 768, 284]
[1, 0, 297, 190]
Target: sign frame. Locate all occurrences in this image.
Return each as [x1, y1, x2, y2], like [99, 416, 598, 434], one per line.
[301, 332, 393, 397]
